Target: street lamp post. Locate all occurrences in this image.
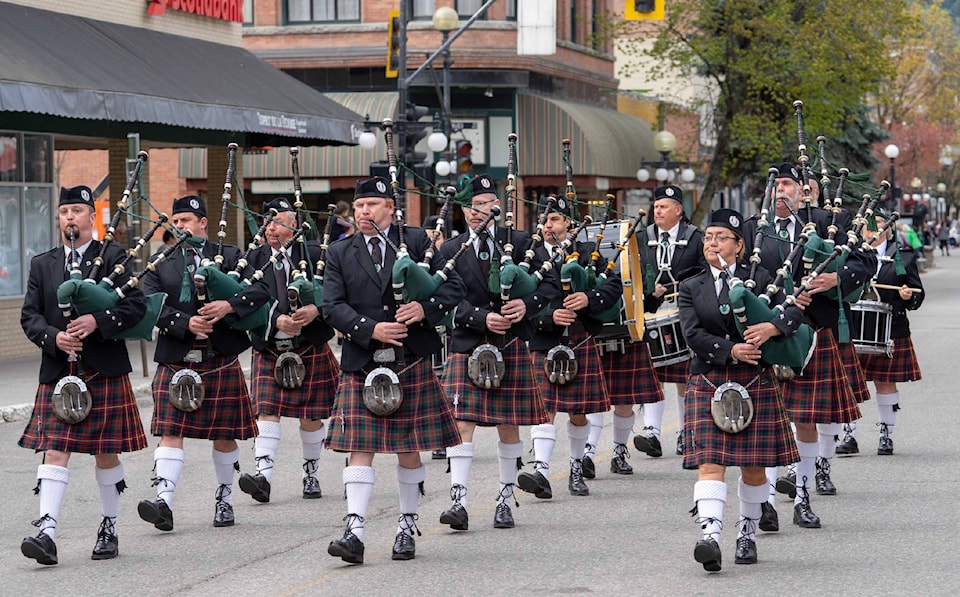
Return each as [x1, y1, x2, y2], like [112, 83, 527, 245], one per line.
[885, 143, 900, 213]
[432, 7, 458, 180]
[636, 129, 696, 185]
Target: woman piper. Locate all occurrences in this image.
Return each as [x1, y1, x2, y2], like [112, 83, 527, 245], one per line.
[678, 209, 803, 572]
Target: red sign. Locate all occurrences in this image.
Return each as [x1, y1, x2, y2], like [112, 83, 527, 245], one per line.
[147, 0, 243, 23]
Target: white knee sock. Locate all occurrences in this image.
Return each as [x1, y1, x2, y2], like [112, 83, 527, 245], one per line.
[738, 478, 768, 540]
[642, 401, 664, 439]
[447, 442, 474, 509]
[497, 441, 523, 502]
[300, 427, 325, 478]
[613, 411, 635, 447]
[153, 446, 184, 507]
[343, 466, 375, 541]
[396, 464, 426, 536]
[212, 446, 239, 505]
[254, 420, 282, 482]
[567, 421, 590, 461]
[817, 423, 842, 459]
[765, 467, 777, 506]
[530, 424, 556, 475]
[845, 420, 859, 439]
[95, 462, 125, 520]
[877, 392, 899, 432]
[585, 412, 604, 457]
[36, 465, 69, 540]
[676, 384, 686, 430]
[794, 440, 818, 505]
[693, 480, 726, 542]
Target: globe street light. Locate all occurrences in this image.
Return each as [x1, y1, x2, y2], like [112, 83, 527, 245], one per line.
[433, 7, 459, 160]
[885, 143, 900, 212]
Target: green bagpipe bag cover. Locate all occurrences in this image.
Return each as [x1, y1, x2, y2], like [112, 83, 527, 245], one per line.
[195, 264, 271, 333]
[560, 260, 623, 324]
[727, 283, 817, 370]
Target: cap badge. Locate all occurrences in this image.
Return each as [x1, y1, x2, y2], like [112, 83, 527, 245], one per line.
[190, 198, 200, 210]
[376, 181, 387, 193]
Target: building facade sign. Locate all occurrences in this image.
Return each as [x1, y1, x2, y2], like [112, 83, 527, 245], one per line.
[147, 0, 242, 23]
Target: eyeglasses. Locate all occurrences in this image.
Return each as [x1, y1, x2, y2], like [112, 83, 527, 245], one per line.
[703, 234, 739, 243]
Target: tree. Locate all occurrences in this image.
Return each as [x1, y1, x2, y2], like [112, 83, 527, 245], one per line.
[611, 0, 912, 225]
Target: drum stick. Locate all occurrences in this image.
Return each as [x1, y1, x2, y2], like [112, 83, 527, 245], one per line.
[871, 283, 923, 293]
[662, 291, 679, 300]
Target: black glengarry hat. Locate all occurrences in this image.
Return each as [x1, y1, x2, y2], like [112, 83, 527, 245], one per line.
[653, 184, 683, 204]
[707, 208, 744, 238]
[172, 195, 207, 218]
[264, 197, 295, 213]
[59, 185, 95, 209]
[537, 194, 574, 220]
[773, 162, 802, 183]
[354, 176, 392, 200]
[463, 174, 498, 199]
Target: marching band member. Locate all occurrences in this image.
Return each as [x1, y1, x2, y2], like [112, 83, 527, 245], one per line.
[138, 195, 258, 532]
[839, 209, 923, 455]
[19, 186, 148, 564]
[681, 208, 802, 571]
[236, 198, 339, 503]
[322, 177, 463, 564]
[437, 174, 557, 530]
[518, 196, 619, 498]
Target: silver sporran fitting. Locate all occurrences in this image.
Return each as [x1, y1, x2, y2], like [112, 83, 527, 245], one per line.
[544, 344, 578, 385]
[275, 351, 306, 389]
[362, 366, 403, 416]
[711, 381, 754, 434]
[169, 368, 204, 412]
[467, 343, 505, 389]
[52, 375, 92, 424]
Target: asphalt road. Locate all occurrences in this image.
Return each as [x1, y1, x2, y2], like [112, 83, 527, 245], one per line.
[2, 251, 959, 596]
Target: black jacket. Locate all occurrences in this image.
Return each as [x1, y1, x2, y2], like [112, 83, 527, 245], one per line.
[21, 241, 147, 383]
[436, 226, 561, 354]
[142, 241, 253, 363]
[641, 220, 706, 313]
[869, 242, 924, 337]
[322, 226, 465, 372]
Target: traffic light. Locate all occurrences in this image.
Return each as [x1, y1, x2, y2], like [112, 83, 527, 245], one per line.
[386, 9, 400, 78]
[403, 103, 430, 166]
[456, 140, 473, 174]
[625, 0, 664, 20]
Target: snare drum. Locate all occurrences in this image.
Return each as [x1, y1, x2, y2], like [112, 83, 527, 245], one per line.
[849, 300, 895, 357]
[643, 309, 691, 367]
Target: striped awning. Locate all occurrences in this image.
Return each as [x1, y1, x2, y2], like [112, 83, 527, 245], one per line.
[518, 94, 657, 178]
[179, 92, 398, 180]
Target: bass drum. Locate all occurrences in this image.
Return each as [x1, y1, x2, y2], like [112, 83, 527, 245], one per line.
[583, 220, 644, 341]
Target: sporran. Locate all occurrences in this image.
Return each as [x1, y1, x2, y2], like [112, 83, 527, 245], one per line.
[544, 344, 578, 385]
[274, 351, 306, 389]
[169, 368, 204, 412]
[467, 343, 505, 389]
[710, 380, 755, 434]
[362, 366, 403, 416]
[52, 375, 92, 424]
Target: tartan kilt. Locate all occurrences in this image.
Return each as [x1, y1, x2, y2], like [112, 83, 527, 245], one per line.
[655, 359, 692, 384]
[599, 341, 665, 405]
[325, 359, 461, 453]
[682, 366, 799, 470]
[250, 343, 339, 420]
[532, 332, 611, 414]
[781, 329, 862, 424]
[19, 363, 147, 455]
[441, 338, 548, 426]
[151, 355, 257, 441]
[837, 341, 872, 403]
[859, 337, 922, 383]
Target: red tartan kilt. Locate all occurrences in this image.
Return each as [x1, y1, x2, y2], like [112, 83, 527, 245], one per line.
[441, 338, 548, 426]
[655, 359, 692, 384]
[151, 356, 257, 441]
[781, 329, 862, 424]
[250, 343, 339, 420]
[859, 337, 922, 383]
[325, 359, 461, 453]
[19, 364, 147, 455]
[599, 341, 665, 405]
[532, 332, 611, 414]
[837, 341, 872, 403]
[682, 366, 799, 469]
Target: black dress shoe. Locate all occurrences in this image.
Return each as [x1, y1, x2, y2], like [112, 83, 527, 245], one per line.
[214, 501, 235, 527]
[439, 503, 469, 531]
[878, 424, 894, 455]
[759, 502, 779, 532]
[734, 536, 757, 564]
[138, 499, 174, 532]
[91, 517, 119, 560]
[633, 432, 663, 458]
[693, 538, 721, 572]
[517, 470, 553, 499]
[303, 476, 322, 499]
[835, 432, 859, 455]
[568, 460, 589, 496]
[793, 500, 822, 528]
[328, 532, 364, 564]
[391, 532, 416, 561]
[21, 533, 58, 566]
[582, 454, 597, 479]
[610, 443, 633, 475]
[775, 472, 797, 499]
[676, 434, 684, 456]
[493, 501, 515, 529]
[815, 457, 837, 496]
[239, 473, 271, 503]
[431, 448, 447, 460]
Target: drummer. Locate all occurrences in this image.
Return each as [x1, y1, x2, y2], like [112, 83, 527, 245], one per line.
[837, 209, 923, 456]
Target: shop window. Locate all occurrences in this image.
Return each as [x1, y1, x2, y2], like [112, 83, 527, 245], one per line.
[0, 135, 17, 182]
[287, 0, 360, 23]
[243, 0, 254, 25]
[410, 0, 435, 20]
[456, 0, 487, 19]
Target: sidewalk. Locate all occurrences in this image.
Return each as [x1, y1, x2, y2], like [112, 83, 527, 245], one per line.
[0, 338, 343, 424]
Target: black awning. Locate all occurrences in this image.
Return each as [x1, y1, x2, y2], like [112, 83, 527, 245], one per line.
[0, 3, 361, 146]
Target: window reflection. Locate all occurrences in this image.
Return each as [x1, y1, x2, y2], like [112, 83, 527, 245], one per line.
[0, 135, 17, 182]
